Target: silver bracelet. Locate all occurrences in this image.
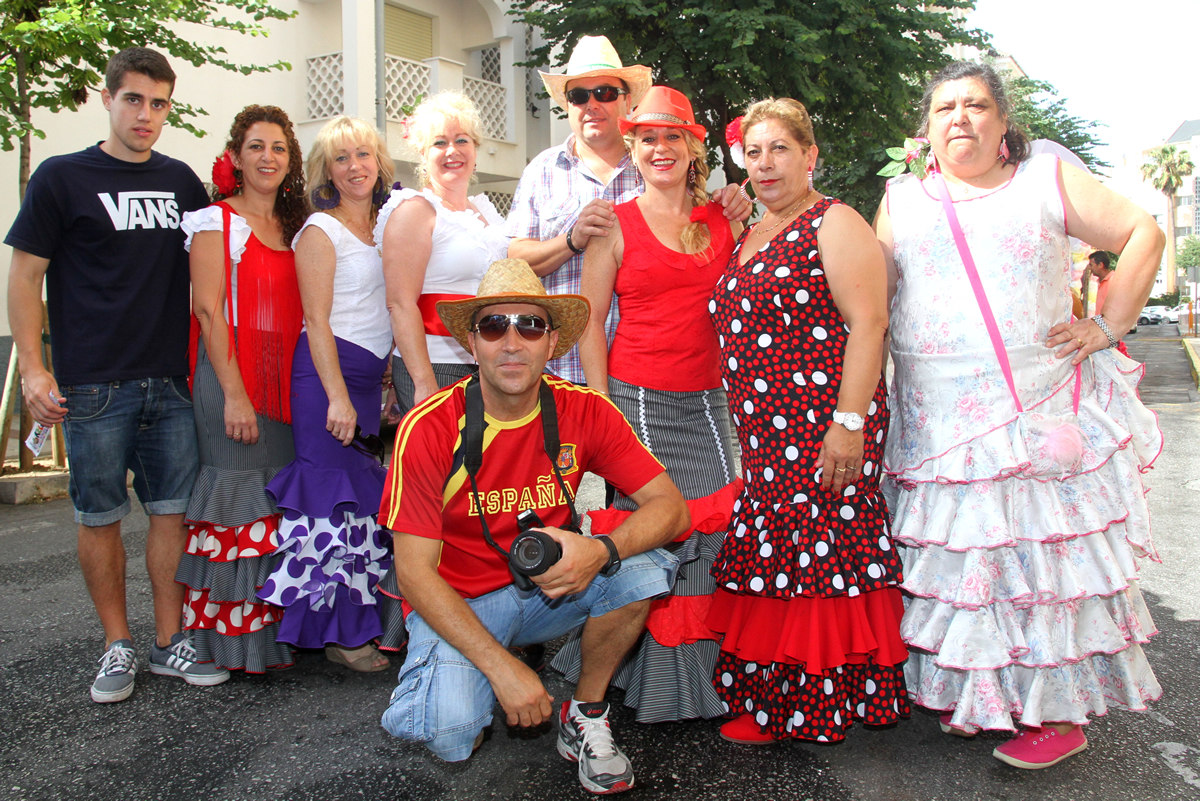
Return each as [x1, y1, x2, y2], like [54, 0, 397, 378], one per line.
[1090, 314, 1119, 349]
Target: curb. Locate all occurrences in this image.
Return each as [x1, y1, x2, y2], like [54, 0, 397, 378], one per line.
[0, 470, 70, 505]
[1182, 338, 1200, 389]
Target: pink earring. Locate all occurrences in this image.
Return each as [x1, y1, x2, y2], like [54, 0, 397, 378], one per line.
[998, 138, 1010, 162]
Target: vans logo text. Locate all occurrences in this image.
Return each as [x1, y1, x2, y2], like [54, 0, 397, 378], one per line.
[98, 192, 180, 231]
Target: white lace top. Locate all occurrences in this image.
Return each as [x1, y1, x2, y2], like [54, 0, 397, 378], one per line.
[374, 188, 509, 364]
[293, 212, 392, 359]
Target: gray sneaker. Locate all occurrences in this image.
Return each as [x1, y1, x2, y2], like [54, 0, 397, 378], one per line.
[91, 639, 137, 703]
[555, 701, 635, 794]
[149, 632, 230, 687]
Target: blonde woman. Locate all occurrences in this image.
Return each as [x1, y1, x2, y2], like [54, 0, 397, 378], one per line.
[258, 116, 397, 672]
[551, 86, 742, 724]
[377, 92, 509, 420]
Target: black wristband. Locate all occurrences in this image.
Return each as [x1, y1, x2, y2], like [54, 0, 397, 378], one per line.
[595, 535, 621, 576]
[565, 225, 585, 255]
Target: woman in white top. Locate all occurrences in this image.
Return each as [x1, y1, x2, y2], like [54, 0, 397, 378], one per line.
[377, 92, 509, 420]
[259, 116, 397, 672]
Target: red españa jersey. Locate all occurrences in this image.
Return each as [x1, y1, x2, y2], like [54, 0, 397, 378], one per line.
[380, 375, 665, 599]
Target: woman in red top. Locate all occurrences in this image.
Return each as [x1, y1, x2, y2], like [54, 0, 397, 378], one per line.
[550, 86, 743, 723]
[178, 106, 306, 673]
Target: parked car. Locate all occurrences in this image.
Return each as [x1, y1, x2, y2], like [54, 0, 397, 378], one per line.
[1137, 310, 1164, 325]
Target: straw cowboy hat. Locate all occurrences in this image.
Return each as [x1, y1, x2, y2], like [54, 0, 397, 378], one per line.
[539, 35, 652, 112]
[618, 85, 707, 140]
[437, 259, 590, 360]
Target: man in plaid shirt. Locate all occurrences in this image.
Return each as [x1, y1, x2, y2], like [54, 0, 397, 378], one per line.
[508, 35, 749, 384]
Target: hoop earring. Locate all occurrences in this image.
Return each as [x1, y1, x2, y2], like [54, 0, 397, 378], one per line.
[233, 169, 243, 194]
[312, 181, 340, 211]
[998, 138, 1011, 162]
[371, 176, 389, 207]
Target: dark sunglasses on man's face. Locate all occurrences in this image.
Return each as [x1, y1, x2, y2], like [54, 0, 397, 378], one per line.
[472, 313, 553, 343]
[565, 85, 627, 106]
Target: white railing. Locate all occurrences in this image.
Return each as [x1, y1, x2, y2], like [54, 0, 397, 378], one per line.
[384, 55, 431, 121]
[463, 76, 507, 141]
[306, 52, 344, 120]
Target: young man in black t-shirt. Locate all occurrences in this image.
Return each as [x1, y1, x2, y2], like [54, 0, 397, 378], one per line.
[5, 48, 226, 702]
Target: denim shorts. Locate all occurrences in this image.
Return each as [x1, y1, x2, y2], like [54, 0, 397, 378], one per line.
[60, 376, 199, 526]
[379, 547, 678, 761]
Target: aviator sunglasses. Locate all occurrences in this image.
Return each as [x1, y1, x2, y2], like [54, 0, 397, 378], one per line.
[565, 85, 628, 106]
[471, 313, 553, 342]
[351, 424, 385, 465]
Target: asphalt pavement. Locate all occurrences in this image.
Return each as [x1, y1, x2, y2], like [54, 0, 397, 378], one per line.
[3, 327, 1200, 801]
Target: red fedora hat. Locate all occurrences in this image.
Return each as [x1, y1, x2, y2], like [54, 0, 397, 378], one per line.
[618, 86, 707, 140]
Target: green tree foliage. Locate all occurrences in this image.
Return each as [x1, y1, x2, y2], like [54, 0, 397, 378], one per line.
[1, 0, 295, 199]
[1004, 74, 1109, 172]
[511, 0, 984, 213]
[1178, 236, 1200, 271]
[1141, 144, 1194, 292]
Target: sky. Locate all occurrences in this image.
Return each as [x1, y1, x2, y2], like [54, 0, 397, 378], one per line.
[969, 0, 1198, 171]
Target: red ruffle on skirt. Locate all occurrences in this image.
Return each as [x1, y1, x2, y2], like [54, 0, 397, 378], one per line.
[646, 594, 717, 647]
[186, 517, 281, 562]
[588, 478, 744, 543]
[184, 590, 282, 635]
[707, 586, 908, 673]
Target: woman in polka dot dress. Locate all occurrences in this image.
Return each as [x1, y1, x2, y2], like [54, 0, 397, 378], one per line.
[707, 98, 909, 744]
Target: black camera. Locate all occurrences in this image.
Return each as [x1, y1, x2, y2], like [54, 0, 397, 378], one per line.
[510, 509, 562, 587]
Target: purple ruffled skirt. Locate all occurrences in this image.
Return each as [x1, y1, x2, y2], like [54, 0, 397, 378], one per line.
[259, 333, 392, 649]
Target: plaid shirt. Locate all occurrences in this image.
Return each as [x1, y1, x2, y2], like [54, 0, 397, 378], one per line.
[506, 134, 643, 384]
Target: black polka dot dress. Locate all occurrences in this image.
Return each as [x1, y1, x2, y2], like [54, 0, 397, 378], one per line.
[706, 197, 911, 742]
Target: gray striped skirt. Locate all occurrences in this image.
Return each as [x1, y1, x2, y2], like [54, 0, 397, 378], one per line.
[549, 376, 738, 723]
[176, 340, 296, 672]
[391, 358, 476, 419]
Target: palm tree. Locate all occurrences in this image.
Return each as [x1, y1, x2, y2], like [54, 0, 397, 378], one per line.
[1141, 144, 1195, 293]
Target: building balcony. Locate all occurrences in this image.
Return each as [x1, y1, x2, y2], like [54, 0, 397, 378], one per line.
[304, 50, 521, 184]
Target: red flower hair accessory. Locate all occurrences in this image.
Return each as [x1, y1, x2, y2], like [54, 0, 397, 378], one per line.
[689, 205, 707, 223]
[725, 117, 745, 169]
[212, 151, 238, 196]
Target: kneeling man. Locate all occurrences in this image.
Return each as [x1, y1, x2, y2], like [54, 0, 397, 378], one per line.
[379, 258, 688, 794]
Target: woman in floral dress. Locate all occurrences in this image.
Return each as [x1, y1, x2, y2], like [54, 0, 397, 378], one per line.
[876, 61, 1165, 769]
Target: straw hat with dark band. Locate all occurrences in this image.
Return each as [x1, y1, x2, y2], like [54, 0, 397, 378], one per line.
[437, 259, 590, 360]
[539, 35, 651, 112]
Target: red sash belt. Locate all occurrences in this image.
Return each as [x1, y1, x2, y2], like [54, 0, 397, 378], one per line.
[418, 293, 471, 337]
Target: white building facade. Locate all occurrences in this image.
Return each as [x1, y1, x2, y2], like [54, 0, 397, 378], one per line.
[0, 0, 564, 335]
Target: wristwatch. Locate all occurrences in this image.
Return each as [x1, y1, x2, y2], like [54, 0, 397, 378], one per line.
[595, 535, 621, 577]
[832, 411, 864, 431]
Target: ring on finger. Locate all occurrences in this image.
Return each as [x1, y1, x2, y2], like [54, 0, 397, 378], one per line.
[835, 466, 848, 472]
[1076, 337, 1085, 348]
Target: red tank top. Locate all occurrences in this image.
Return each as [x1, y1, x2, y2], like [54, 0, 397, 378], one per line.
[608, 199, 733, 391]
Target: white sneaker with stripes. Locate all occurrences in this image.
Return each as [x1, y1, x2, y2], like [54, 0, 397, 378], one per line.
[149, 632, 230, 686]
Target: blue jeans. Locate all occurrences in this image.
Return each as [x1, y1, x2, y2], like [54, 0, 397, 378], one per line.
[60, 376, 199, 526]
[380, 548, 678, 761]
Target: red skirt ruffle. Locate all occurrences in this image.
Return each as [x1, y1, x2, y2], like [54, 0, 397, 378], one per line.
[186, 517, 281, 561]
[646, 594, 717, 647]
[588, 478, 743, 542]
[707, 586, 908, 673]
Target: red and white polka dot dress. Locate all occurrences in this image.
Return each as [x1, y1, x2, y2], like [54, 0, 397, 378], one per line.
[706, 197, 910, 742]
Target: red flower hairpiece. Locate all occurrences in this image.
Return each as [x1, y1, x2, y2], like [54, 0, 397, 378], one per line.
[212, 151, 238, 196]
[689, 205, 707, 223]
[725, 117, 745, 169]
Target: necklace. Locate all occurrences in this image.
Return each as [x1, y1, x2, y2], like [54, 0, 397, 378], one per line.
[752, 189, 813, 240]
[335, 212, 374, 243]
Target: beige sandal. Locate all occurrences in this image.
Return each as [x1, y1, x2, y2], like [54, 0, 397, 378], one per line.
[325, 644, 390, 673]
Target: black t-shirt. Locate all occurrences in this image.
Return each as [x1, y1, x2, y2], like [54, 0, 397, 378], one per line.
[5, 144, 209, 385]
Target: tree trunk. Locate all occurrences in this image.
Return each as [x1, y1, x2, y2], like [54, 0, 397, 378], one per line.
[1166, 192, 1178, 294]
[17, 48, 31, 202]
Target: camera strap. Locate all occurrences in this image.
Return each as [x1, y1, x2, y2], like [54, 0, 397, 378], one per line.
[462, 375, 581, 564]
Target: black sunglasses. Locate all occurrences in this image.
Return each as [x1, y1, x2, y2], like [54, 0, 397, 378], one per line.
[471, 313, 553, 343]
[351, 425, 385, 464]
[565, 85, 627, 106]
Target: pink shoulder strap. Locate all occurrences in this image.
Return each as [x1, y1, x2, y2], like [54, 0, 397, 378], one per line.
[931, 173, 1080, 414]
